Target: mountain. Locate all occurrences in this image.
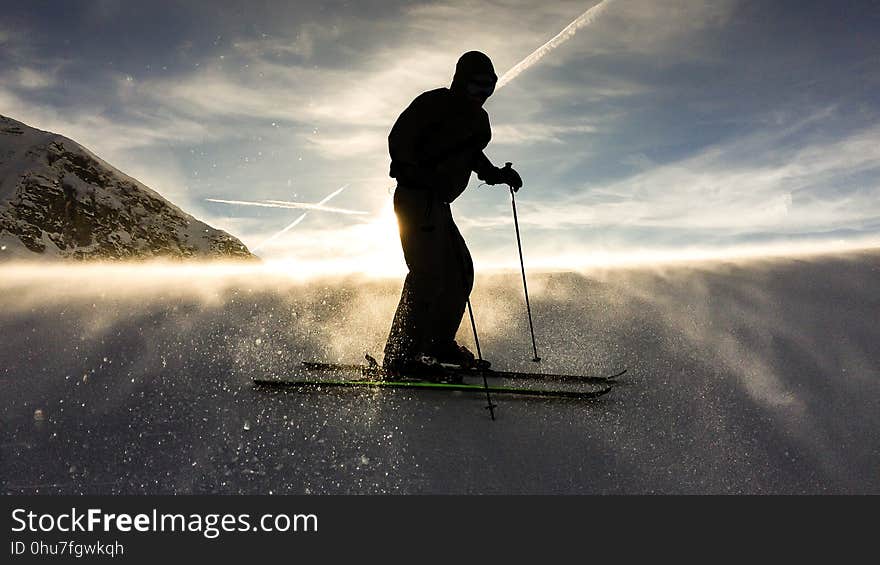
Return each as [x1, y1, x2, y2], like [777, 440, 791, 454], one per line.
[0, 115, 255, 261]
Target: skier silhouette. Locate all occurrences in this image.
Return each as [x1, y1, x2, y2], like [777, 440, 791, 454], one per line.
[383, 51, 522, 375]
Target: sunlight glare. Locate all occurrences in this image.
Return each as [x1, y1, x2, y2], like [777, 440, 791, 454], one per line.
[263, 195, 406, 279]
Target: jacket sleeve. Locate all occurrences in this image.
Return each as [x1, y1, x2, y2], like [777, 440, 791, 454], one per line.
[473, 151, 501, 184]
[470, 110, 500, 183]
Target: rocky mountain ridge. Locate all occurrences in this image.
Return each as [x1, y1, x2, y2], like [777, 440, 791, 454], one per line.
[0, 115, 255, 261]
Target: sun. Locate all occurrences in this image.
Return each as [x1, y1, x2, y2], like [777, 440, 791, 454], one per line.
[351, 196, 407, 278]
[260, 195, 407, 279]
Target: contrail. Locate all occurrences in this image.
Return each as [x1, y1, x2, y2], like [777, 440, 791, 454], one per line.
[496, 0, 616, 90]
[263, 200, 368, 215]
[206, 197, 368, 215]
[252, 184, 349, 251]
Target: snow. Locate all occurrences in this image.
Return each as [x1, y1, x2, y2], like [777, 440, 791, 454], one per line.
[0, 116, 52, 202]
[1, 250, 878, 494]
[0, 232, 40, 259]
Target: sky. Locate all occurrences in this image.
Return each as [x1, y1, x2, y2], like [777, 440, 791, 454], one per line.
[1, 0, 879, 275]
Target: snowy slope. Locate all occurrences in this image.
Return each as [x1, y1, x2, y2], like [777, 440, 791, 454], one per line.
[1, 251, 879, 494]
[0, 115, 255, 261]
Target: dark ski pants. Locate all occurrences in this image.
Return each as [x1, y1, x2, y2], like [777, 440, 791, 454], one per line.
[383, 185, 473, 364]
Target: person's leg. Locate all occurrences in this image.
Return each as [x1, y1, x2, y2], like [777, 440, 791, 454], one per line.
[421, 212, 476, 365]
[383, 272, 418, 364]
[429, 239, 487, 367]
[383, 187, 447, 368]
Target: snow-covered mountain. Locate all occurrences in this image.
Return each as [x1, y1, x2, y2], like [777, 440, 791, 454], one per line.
[0, 115, 255, 261]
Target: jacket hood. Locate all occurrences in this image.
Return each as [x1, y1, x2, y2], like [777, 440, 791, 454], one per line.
[450, 51, 497, 96]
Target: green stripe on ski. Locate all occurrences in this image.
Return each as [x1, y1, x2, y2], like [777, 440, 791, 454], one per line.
[253, 378, 611, 399]
[300, 360, 626, 383]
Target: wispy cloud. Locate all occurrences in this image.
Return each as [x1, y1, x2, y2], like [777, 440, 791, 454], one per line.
[491, 121, 599, 145]
[230, 23, 340, 61]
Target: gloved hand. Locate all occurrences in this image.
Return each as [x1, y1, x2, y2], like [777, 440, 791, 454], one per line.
[498, 162, 523, 192]
[478, 161, 523, 191]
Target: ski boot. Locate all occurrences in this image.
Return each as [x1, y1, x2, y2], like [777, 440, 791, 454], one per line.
[382, 353, 460, 383]
[431, 342, 491, 371]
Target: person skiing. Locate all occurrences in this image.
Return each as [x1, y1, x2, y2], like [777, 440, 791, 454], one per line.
[382, 50, 523, 375]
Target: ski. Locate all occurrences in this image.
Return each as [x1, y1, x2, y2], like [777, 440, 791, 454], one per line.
[300, 357, 626, 384]
[253, 377, 612, 400]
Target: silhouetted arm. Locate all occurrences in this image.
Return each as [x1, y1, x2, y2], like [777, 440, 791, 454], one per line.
[473, 151, 502, 184]
[472, 151, 499, 184]
[471, 111, 502, 184]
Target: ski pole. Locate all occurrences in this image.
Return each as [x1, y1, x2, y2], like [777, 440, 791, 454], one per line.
[451, 212, 496, 420]
[505, 163, 541, 363]
[467, 298, 496, 420]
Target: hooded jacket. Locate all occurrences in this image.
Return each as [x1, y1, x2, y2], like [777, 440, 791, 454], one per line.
[388, 51, 499, 203]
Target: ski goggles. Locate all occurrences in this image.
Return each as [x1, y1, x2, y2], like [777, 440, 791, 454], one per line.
[466, 78, 496, 99]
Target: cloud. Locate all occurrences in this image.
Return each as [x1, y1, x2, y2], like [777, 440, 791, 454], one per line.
[491, 121, 599, 145]
[231, 23, 341, 60]
[0, 24, 24, 51]
[94, 1, 660, 141]
[2, 1, 661, 164]
[303, 128, 387, 158]
[465, 112, 880, 239]
[0, 77, 212, 153]
[12, 67, 56, 89]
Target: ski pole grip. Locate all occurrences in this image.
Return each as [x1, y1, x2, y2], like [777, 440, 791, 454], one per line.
[504, 162, 514, 194]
